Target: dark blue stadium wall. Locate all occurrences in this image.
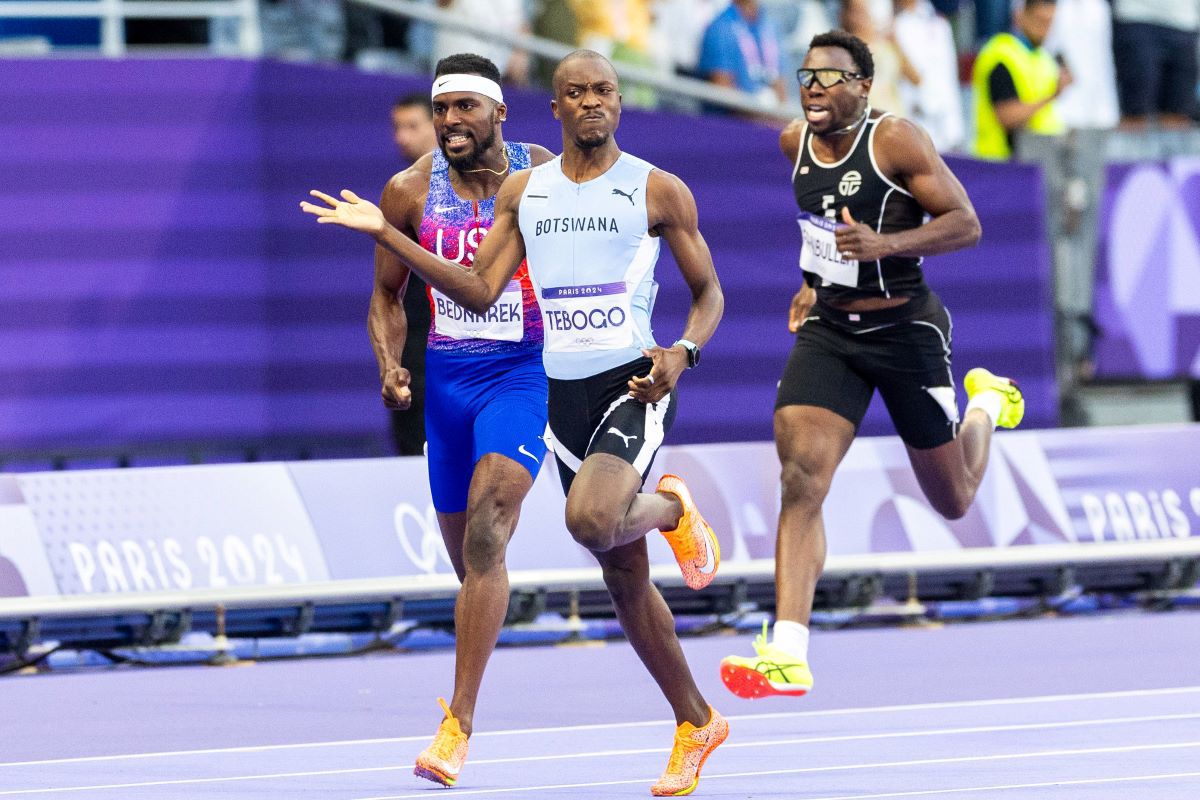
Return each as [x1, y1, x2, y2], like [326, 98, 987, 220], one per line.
[0, 59, 1057, 453]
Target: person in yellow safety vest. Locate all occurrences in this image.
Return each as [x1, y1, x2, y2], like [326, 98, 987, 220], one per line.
[972, 0, 1074, 160]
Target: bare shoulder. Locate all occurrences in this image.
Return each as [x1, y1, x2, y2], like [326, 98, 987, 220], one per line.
[380, 155, 433, 229]
[780, 118, 805, 161]
[494, 167, 534, 212]
[384, 154, 434, 197]
[647, 167, 694, 204]
[874, 115, 931, 149]
[872, 115, 938, 175]
[526, 143, 557, 167]
[498, 167, 534, 196]
[647, 168, 697, 229]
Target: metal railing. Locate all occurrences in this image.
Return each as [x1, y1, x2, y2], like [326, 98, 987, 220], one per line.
[0, 0, 261, 57]
[0, 0, 800, 120]
[4, 538, 1198, 656]
[347, 0, 801, 120]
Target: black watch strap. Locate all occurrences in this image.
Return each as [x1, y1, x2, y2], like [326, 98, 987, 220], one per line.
[673, 339, 700, 368]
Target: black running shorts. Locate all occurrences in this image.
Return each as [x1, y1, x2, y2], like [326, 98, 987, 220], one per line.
[547, 357, 678, 494]
[775, 292, 959, 449]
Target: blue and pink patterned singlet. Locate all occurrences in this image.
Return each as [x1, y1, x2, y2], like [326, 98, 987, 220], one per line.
[416, 141, 549, 514]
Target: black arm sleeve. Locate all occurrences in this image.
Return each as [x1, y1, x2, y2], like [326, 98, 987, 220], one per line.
[988, 63, 1019, 104]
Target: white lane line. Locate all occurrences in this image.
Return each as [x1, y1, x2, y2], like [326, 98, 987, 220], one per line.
[737, 711, 1200, 750]
[3, 717, 1200, 796]
[3, 684, 1199, 770]
[739, 771, 1200, 800]
[0, 766, 405, 796]
[350, 742, 1200, 800]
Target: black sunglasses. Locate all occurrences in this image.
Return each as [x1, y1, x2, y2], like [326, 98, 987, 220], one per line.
[796, 68, 865, 89]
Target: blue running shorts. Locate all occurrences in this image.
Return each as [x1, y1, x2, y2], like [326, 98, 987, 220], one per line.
[423, 348, 548, 513]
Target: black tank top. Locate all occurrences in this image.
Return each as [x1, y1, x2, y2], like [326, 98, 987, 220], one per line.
[792, 110, 928, 302]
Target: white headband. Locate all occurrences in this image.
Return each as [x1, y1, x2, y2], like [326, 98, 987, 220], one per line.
[431, 73, 504, 103]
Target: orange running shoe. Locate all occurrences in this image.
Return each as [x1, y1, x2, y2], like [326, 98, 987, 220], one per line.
[650, 706, 729, 796]
[656, 474, 720, 590]
[413, 698, 469, 787]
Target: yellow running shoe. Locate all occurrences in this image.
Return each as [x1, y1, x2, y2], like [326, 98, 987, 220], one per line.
[719, 623, 813, 699]
[656, 474, 720, 590]
[413, 698, 468, 787]
[650, 706, 729, 797]
[964, 367, 1025, 429]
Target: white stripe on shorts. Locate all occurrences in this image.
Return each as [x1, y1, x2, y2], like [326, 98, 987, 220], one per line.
[632, 392, 671, 475]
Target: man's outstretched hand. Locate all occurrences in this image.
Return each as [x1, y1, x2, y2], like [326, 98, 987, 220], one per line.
[300, 189, 387, 236]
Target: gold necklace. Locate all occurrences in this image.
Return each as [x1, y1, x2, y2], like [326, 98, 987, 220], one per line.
[460, 149, 510, 177]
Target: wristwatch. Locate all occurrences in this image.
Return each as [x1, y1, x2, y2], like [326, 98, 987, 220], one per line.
[673, 339, 700, 368]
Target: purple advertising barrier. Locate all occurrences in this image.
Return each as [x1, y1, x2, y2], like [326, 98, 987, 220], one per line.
[1094, 158, 1200, 379]
[10, 465, 331, 595]
[650, 424, 1200, 564]
[0, 477, 58, 598]
[4, 423, 1196, 600]
[0, 59, 1057, 455]
[285, 457, 599, 581]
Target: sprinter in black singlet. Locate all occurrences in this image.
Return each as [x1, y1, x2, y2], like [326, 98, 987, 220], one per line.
[720, 30, 1027, 699]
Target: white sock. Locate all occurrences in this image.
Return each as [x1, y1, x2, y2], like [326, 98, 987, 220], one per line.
[771, 620, 810, 662]
[966, 391, 1002, 429]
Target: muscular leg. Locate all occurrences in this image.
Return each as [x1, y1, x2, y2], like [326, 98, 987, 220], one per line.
[773, 405, 856, 626]
[906, 407, 993, 521]
[561, 455, 707, 726]
[441, 453, 533, 736]
[436, 511, 467, 581]
[592, 533, 709, 727]
[562, 453, 682, 552]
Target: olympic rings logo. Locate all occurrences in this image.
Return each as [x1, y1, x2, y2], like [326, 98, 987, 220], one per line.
[393, 502, 453, 574]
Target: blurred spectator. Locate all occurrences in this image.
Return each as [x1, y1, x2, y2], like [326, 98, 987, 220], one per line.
[572, 0, 652, 57]
[1044, 0, 1119, 129]
[971, 0, 1069, 160]
[774, 0, 836, 105]
[387, 94, 436, 457]
[391, 93, 438, 164]
[864, 0, 895, 31]
[532, 0, 579, 84]
[842, 0, 917, 113]
[893, 0, 964, 151]
[974, 0, 1011, 42]
[697, 0, 787, 111]
[260, 0, 346, 62]
[344, 5, 425, 70]
[571, 1, 661, 105]
[1111, 0, 1199, 129]
[433, 0, 531, 84]
[656, 0, 723, 77]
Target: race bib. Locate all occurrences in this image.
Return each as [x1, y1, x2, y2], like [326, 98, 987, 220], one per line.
[798, 212, 859, 287]
[431, 281, 524, 341]
[539, 281, 634, 353]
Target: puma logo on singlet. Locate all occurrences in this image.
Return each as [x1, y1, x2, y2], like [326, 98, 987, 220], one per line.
[606, 427, 638, 447]
[611, 187, 638, 206]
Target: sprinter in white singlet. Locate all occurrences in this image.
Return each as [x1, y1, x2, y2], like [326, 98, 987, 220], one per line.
[303, 49, 729, 799]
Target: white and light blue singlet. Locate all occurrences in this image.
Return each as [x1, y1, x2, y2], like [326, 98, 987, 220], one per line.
[517, 152, 660, 380]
